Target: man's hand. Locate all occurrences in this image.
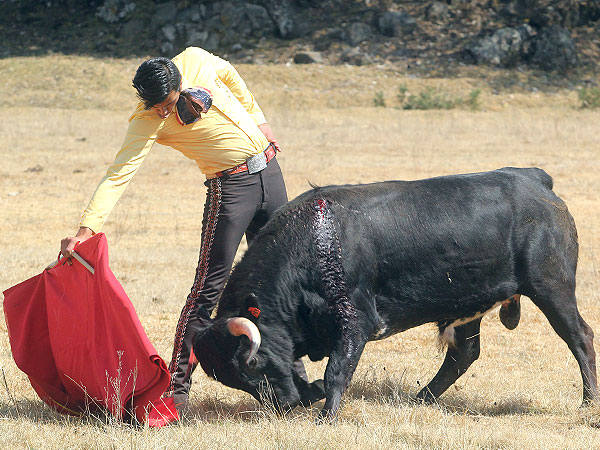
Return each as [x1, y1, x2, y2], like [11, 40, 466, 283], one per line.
[258, 123, 281, 152]
[61, 227, 94, 260]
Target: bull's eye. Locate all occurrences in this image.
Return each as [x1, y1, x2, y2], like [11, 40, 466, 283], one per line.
[248, 356, 258, 369]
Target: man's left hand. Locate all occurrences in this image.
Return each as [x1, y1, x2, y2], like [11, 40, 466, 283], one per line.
[258, 123, 281, 152]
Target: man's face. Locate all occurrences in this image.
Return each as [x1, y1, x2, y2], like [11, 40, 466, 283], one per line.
[151, 90, 180, 119]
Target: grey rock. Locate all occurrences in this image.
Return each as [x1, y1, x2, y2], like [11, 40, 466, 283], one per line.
[529, 25, 578, 71]
[151, 1, 177, 30]
[254, 0, 296, 38]
[204, 32, 221, 52]
[467, 37, 501, 65]
[244, 3, 273, 31]
[186, 30, 209, 47]
[464, 25, 534, 67]
[202, 1, 221, 19]
[205, 13, 225, 32]
[220, 2, 273, 37]
[341, 47, 372, 66]
[345, 22, 372, 46]
[161, 24, 177, 42]
[177, 5, 204, 23]
[121, 18, 145, 40]
[390, 47, 414, 59]
[175, 22, 186, 37]
[293, 51, 323, 64]
[96, 0, 136, 23]
[377, 11, 417, 37]
[427, 2, 448, 21]
[161, 41, 175, 56]
[325, 27, 344, 41]
[313, 39, 331, 51]
[221, 29, 242, 47]
[192, 5, 204, 22]
[496, 26, 531, 54]
[499, 1, 559, 28]
[209, 2, 273, 42]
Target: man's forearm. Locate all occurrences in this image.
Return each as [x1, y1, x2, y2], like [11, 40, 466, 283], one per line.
[76, 226, 94, 239]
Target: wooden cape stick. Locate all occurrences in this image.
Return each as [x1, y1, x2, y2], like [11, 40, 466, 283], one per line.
[46, 251, 95, 275]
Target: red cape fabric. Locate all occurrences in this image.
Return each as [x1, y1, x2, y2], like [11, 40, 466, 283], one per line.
[3, 233, 170, 423]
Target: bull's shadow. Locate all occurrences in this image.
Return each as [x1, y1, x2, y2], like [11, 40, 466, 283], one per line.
[182, 392, 546, 424]
[184, 373, 548, 423]
[344, 372, 550, 417]
[186, 391, 326, 423]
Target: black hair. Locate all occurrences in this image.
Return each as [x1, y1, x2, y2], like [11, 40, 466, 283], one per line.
[132, 57, 182, 109]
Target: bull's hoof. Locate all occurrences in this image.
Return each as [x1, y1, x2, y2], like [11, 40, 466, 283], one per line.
[580, 396, 598, 408]
[415, 387, 437, 404]
[499, 295, 521, 330]
[301, 379, 326, 406]
[315, 408, 338, 425]
[309, 379, 326, 402]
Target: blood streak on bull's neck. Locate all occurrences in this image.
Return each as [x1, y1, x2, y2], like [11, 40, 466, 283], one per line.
[312, 198, 359, 370]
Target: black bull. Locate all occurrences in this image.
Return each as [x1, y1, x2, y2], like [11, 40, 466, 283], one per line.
[193, 167, 597, 420]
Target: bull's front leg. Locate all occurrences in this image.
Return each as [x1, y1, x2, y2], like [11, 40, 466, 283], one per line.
[317, 328, 369, 423]
[312, 197, 372, 421]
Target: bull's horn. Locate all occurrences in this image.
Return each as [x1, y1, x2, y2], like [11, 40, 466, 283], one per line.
[226, 317, 261, 365]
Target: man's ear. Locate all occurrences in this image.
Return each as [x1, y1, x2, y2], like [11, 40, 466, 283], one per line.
[244, 293, 261, 321]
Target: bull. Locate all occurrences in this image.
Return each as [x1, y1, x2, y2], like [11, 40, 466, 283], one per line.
[193, 167, 597, 421]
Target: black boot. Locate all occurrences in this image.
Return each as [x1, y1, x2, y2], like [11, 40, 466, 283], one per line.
[170, 305, 213, 413]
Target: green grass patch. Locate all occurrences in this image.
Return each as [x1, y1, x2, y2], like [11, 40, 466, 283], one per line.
[399, 85, 482, 111]
[373, 91, 386, 107]
[578, 86, 600, 109]
[374, 85, 482, 111]
[401, 86, 458, 110]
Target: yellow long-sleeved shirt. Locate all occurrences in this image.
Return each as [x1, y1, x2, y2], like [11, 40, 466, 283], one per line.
[79, 47, 270, 232]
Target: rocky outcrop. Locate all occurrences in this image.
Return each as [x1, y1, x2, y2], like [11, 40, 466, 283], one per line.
[116, 0, 596, 70]
[1, 0, 599, 72]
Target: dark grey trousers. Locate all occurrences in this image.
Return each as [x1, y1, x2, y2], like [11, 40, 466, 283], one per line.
[166, 157, 306, 405]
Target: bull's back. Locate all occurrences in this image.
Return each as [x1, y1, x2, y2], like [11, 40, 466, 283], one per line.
[308, 167, 573, 330]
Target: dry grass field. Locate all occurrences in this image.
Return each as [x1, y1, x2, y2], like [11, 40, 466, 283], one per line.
[1, 55, 600, 449]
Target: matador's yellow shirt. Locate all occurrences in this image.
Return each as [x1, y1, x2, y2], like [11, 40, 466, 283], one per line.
[79, 46, 270, 232]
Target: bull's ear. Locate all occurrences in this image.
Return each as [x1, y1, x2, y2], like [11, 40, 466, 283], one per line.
[243, 292, 261, 322]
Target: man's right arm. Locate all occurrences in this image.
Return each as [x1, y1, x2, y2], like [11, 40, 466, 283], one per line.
[60, 110, 162, 258]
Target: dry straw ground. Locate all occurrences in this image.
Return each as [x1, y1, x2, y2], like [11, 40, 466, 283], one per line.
[1, 55, 599, 449]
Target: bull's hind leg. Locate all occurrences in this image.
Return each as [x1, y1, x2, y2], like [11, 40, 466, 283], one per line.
[530, 291, 598, 404]
[416, 318, 482, 403]
[500, 294, 521, 330]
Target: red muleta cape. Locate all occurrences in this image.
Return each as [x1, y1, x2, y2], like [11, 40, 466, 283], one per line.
[3, 233, 170, 423]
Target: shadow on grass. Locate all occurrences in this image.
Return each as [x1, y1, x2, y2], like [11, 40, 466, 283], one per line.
[4, 392, 599, 430]
[5, 371, 597, 428]
[0, 398, 66, 424]
[343, 373, 553, 418]
[184, 392, 323, 425]
[0, 390, 317, 427]
[0, 398, 143, 429]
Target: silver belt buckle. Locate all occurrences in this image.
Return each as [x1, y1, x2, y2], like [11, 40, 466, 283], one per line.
[246, 151, 267, 174]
